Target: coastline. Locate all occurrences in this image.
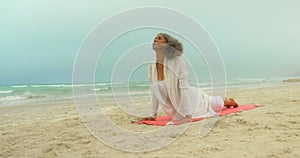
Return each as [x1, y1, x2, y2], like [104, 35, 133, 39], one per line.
[0, 82, 299, 157]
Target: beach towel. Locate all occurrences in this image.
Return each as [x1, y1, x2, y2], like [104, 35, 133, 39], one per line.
[136, 105, 257, 126]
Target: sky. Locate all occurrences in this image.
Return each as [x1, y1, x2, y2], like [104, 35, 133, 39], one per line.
[1, 0, 300, 85]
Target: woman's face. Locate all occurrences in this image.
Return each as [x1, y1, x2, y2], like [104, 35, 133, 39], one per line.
[152, 34, 166, 51]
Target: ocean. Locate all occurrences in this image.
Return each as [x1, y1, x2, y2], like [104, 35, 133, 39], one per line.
[0, 77, 287, 107]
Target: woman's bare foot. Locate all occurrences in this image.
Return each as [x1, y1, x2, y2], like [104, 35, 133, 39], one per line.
[131, 116, 156, 123]
[224, 97, 239, 108]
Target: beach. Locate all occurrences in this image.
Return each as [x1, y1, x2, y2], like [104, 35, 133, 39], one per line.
[1, 82, 300, 158]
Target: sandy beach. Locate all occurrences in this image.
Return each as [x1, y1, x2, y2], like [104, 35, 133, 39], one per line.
[1, 82, 300, 158]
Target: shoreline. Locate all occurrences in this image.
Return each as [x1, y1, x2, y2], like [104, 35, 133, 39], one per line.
[0, 81, 288, 108]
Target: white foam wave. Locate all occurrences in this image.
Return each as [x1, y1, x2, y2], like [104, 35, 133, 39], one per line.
[238, 78, 266, 82]
[0, 91, 48, 103]
[0, 90, 14, 94]
[111, 82, 126, 85]
[110, 91, 150, 96]
[71, 84, 93, 87]
[31, 84, 68, 88]
[92, 87, 110, 91]
[196, 82, 210, 86]
[30, 84, 101, 88]
[95, 83, 110, 86]
[11, 85, 28, 88]
[0, 96, 26, 102]
[134, 84, 150, 87]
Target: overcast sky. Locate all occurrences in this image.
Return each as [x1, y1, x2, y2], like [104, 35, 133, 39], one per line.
[1, 0, 299, 84]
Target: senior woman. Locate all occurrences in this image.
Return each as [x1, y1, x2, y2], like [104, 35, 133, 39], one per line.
[139, 33, 238, 123]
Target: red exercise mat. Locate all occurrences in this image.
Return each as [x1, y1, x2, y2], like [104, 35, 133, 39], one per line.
[136, 105, 257, 126]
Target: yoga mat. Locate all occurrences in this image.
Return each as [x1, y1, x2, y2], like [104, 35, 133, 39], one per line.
[136, 105, 257, 126]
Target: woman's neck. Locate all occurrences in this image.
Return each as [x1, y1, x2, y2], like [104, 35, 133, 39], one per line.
[155, 50, 165, 81]
[155, 50, 164, 64]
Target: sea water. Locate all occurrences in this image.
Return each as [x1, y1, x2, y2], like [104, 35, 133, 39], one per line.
[0, 78, 285, 107]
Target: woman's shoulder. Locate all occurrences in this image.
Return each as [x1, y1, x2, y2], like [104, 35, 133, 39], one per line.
[175, 56, 186, 65]
[149, 61, 156, 66]
[166, 56, 184, 62]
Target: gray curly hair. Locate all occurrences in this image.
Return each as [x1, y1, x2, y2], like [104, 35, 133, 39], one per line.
[159, 33, 183, 58]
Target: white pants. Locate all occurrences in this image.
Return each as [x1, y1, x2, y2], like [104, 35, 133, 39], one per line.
[151, 80, 224, 119]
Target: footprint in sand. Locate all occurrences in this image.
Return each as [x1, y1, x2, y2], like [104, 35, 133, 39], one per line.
[287, 98, 300, 102]
[263, 125, 272, 130]
[80, 140, 91, 145]
[276, 123, 288, 128]
[42, 147, 54, 153]
[265, 111, 283, 115]
[275, 138, 287, 142]
[288, 121, 297, 124]
[287, 114, 300, 117]
[235, 118, 247, 124]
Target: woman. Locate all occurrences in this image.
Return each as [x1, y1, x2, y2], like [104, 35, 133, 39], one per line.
[139, 33, 238, 123]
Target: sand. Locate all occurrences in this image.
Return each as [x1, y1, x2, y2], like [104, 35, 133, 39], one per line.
[0, 82, 300, 158]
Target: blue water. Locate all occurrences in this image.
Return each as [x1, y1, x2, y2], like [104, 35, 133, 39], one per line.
[0, 77, 288, 106]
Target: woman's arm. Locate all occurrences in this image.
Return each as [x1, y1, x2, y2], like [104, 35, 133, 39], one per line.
[177, 57, 192, 116]
[178, 58, 189, 88]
